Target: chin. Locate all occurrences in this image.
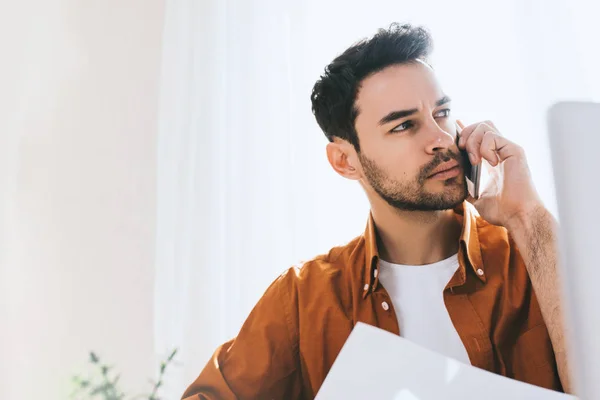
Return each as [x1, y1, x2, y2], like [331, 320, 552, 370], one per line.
[426, 182, 468, 207]
[429, 177, 466, 193]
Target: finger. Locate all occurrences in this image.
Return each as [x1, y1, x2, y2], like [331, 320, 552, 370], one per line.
[457, 122, 478, 147]
[464, 123, 494, 164]
[480, 130, 501, 166]
[465, 122, 503, 163]
[482, 132, 522, 163]
[458, 120, 502, 148]
[482, 120, 501, 134]
[455, 120, 465, 144]
[458, 121, 493, 148]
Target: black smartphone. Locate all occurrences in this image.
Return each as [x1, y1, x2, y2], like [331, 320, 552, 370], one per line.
[456, 122, 481, 199]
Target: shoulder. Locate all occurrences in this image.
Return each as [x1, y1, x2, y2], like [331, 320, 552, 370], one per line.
[286, 235, 365, 282]
[271, 235, 366, 305]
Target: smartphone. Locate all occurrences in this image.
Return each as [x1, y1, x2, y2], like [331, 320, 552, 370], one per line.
[456, 122, 481, 199]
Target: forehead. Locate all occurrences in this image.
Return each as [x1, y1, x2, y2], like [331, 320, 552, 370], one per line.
[354, 62, 444, 124]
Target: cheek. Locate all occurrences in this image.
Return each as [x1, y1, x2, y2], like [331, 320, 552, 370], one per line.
[371, 142, 424, 180]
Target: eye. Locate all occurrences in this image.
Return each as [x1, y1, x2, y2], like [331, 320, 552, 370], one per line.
[390, 120, 414, 133]
[435, 109, 451, 118]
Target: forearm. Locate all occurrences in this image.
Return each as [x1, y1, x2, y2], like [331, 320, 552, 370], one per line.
[505, 204, 571, 393]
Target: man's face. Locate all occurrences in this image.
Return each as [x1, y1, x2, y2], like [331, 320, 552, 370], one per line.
[353, 62, 468, 211]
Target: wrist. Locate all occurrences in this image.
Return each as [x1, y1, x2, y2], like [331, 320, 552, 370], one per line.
[504, 201, 547, 233]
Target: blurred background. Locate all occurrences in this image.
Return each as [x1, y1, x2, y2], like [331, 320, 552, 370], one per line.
[1, 0, 599, 399]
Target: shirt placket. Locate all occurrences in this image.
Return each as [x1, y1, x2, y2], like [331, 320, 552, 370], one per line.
[444, 249, 495, 372]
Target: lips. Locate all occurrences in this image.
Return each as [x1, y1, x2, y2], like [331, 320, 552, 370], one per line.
[427, 160, 460, 178]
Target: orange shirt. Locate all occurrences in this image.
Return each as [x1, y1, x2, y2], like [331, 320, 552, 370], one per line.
[182, 202, 562, 399]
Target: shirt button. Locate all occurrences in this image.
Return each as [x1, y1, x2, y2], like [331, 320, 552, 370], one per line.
[477, 268, 484, 276]
[381, 301, 390, 311]
[364, 284, 369, 291]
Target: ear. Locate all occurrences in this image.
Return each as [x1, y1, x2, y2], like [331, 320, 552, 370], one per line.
[326, 140, 362, 180]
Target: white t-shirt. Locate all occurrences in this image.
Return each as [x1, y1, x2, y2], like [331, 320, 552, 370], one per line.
[378, 254, 471, 365]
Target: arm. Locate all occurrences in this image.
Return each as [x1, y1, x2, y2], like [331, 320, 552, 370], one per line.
[457, 119, 572, 392]
[182, 270, 301, 399]
[505, 205, 571, 393]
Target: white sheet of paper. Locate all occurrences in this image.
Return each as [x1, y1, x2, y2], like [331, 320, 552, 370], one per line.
[316, 322, 575, 400]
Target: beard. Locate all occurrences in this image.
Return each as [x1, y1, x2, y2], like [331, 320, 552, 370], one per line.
[359, 149, 468, 212]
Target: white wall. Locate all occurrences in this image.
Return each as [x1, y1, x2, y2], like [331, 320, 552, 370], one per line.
[0, 1, 164, 399]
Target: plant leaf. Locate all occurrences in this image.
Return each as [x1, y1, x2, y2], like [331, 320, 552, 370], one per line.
[90, 382, 111, 395]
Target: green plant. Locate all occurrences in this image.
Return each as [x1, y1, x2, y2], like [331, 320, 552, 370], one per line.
[71, 348, 178, 400]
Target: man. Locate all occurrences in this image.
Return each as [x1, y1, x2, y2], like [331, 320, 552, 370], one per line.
[182, 23, 570, 399]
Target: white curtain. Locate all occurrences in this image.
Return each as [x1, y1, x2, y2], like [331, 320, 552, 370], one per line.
[1, 2, 164, 399]
[154, 0, 600, 397]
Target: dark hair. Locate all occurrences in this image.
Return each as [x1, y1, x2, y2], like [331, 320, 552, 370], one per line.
[310, 23, 433, 151]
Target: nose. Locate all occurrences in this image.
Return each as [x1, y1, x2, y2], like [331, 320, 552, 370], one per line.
[425, 124, 455, 155]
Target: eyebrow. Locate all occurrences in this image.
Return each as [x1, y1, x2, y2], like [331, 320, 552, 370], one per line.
[377, 95, 452, 126]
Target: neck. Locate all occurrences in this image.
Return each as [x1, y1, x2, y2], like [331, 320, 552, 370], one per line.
[371, 202, 463, 265]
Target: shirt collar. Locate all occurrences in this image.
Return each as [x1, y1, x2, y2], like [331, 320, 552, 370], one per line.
[361, 201, 485, 299]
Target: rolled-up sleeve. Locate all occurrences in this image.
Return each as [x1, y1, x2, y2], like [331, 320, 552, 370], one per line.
[182, 269, 301, 399]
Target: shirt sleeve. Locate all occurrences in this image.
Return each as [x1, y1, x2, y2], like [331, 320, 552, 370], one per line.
[181, 269, 302, 400]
